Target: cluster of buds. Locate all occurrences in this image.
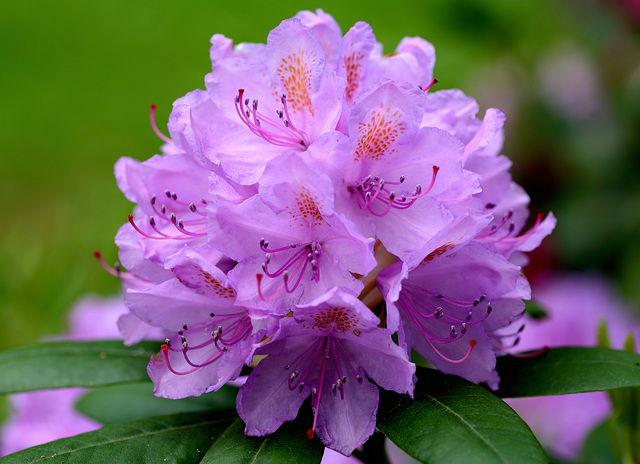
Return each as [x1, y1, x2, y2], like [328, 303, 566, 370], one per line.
[110, 9, 554, 456]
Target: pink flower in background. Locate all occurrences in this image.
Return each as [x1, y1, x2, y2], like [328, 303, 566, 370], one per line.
[505, 274, 640, 460]
[0, 388, 102, 457]
[0, 295, 127, 456]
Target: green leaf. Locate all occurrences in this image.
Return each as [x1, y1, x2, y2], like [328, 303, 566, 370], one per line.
[76, 382, 238, 424]
[377, 368, 547, 464]
[201, 413, 324, 464]
[496, 347, 640, 398]
[0, 410, 236, 464]
[524, 301, 548, 320]
[0, 340, 160, 394]
[575, 419, 618, 464]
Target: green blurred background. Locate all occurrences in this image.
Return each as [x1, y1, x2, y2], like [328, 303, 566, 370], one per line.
[1, 0, 639, 349]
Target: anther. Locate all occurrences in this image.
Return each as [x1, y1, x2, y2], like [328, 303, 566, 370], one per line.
[165, 190, 171, 199]
[189, 203, 196, 212]
[182, 323, 188, 331]
[486, 303, 493, 314]
[177, 330, 183, 336]
[299, 382, 305, 391]
[151, 195, 156, 205]
[399, 175, 405, 183]
[356, 375, 363, 383]
[209, 312, 215, 318]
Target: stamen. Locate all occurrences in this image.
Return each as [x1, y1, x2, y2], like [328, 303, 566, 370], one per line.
[308, 338, 330, 440]
[257, 241, 322, 301]
[235, 89, 309, 149]
[149, 104, 173, 144]
[353, 166, 439, 216]
[421, 78, 438, 92]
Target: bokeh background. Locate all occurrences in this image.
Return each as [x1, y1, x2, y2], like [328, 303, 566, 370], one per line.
[1, 0, 639, 456]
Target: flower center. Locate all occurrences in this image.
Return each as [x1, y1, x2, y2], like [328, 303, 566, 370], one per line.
[476, 211, 544, 246]
[127, 190, 208, 240]
[235, 89, 309, 149]
[398, 284, 487, 363]
[282, 335, 363, 440]
[257, 239, 322, 302]
[350, 166, 439, 217]
[159, 312, 251, 375]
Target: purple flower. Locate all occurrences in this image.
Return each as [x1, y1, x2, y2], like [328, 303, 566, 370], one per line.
[208, 151, 376, 312]
[378, 244, 529, 388]
[306, 81, 486, 265]
[109, 9, 553, 455]
[237, 288, 414, 456]
[125, 245, 275, 399]
[504, 274, 640, 460]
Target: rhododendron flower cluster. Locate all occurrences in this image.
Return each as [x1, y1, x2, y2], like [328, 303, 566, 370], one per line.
[112, 9, 555, 456]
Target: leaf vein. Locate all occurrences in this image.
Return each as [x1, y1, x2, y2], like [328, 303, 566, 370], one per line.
[424, 392, 507, 464]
